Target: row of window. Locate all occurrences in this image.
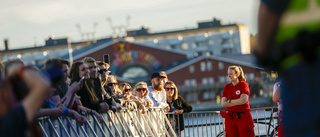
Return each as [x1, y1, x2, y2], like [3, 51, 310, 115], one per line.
[184, 73, 255, 87]
[189, 61, 225, 73]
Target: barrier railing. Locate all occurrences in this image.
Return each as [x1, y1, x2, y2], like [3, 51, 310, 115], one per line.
[38, 106, 278, 137]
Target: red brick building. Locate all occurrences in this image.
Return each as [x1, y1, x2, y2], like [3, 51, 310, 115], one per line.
[72, 41, 271, 110]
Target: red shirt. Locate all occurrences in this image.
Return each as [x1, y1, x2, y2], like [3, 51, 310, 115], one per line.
[222, 81, 250, 112]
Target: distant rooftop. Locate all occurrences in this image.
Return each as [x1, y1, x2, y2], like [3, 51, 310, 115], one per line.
[127, 18, 239, 37]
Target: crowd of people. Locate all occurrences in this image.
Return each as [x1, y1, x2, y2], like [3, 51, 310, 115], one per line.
[0, 57, 192, 136]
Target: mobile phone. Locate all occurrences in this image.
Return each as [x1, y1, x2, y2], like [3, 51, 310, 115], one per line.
[103, 54, 110, 64]
[60, 97, 67, 104]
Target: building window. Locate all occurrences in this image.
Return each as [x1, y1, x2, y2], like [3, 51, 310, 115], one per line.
[203, 92, 209, 100]
[184, 80, 190, 87]
[202, 78, 208, 85]
[209, 77, 214, 85]
[189, 65, 195, 73]
[197, 41, 207, 47]
[201, 62, 206, 72]
[219, 62, 224, 70]
[207, 61, 212, 71]
[249, 73, 255, 80]
[226, 76, 230, 82]
[219, 76, 225, 83]
[208, 40, 214, 45]
[191, 79, 197, 87]
[171, 44, 180, 49]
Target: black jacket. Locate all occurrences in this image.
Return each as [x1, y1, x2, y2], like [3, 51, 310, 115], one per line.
[167, 96, 192, 131]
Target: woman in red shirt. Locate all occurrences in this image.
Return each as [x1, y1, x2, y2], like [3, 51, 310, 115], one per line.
[221, 66, 255, 137]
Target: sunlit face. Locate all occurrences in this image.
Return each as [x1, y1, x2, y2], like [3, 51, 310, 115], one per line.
[135, 85, 147, 98]
[165, 84, 175, 98]
[79, 64, 90, 80]
[62, 64, 69, 83]
[107, 78, 118, 91]
[86, 62, 97, 79]
[98, 65, 107, 81]
[151, 77, 165, 91]
[123, 85, 132, 96]
[228, 69, 238, 82]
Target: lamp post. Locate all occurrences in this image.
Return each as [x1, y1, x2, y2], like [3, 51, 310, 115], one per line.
[67, 37, 73, 65]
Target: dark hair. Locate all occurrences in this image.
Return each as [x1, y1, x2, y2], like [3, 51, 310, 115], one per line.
[60, 59, 70, 67]
[69, 61, 83, 83]
[69, 61, 99, 103]
[164, 81, 178, 100]
[44, 58, 62, 70]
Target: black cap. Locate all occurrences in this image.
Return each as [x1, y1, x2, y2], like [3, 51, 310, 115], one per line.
[150, 72, 167, 80]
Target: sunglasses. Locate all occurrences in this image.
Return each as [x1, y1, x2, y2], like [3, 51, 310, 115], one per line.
[165, 87, 175, 91]
[108, 83, 118, 86]
[98, 69, 111, 74]
[136, 88, 146, 92]
[124, 88, 131, 92]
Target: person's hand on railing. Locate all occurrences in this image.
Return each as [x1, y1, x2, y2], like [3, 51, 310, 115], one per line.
[99, 102, 109, 113]
[173, 109, 184, 115]
[139, 104, 147, 114]
[70, 110, 86, 125]
[77, 105, 87, 115]
[91, 110, 104, 123]
[165, 106, 170, 113]
[145, 100, 153, 108]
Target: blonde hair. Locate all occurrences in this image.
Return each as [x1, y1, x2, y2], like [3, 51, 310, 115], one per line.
[84, 80, 99, 103]
[82, 57, 96, 63]
[119, 82, 132, 94]
[228, 66, 246, 82]
[164, 81, 178, 100]
[133, 82, 148, 97]
[106, 75, 117, 84]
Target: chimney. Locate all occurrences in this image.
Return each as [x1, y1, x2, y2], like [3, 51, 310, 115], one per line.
[4, 39, 9, 51]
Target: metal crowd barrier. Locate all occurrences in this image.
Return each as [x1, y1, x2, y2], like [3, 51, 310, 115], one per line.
[168, 106, 278, 137]
[38, 106, 278, 137]
[38, 107, 176, 137]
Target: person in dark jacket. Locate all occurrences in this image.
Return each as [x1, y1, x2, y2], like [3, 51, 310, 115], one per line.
[69, 61, 109, 113]
[165, 81, 192, 136]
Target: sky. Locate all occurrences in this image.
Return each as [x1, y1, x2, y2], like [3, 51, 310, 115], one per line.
[0, 0, 260, 50]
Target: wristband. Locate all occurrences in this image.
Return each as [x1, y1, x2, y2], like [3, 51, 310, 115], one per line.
[229, 99, 232, 103]
[63, 107, 69, 115]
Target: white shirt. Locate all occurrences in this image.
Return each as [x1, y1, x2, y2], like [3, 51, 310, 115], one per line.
[148, 86, 168, 108]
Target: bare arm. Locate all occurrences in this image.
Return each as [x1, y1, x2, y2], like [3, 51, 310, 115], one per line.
[221, 94, 248, 108]
[62, 81, 81, 108]
[21, 68, 50, 123]
[273, 86, 281, 103]
[35, 108, 63, 118]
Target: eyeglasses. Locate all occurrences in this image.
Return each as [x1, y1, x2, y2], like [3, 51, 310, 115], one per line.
[124, 88, 131, 92]
[108, 83, 118, 86]
[88, 66, 97, 69]
[98, 69, 111, 74]
[165, 87, 175, 91]
[136, 88, 146, 92]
